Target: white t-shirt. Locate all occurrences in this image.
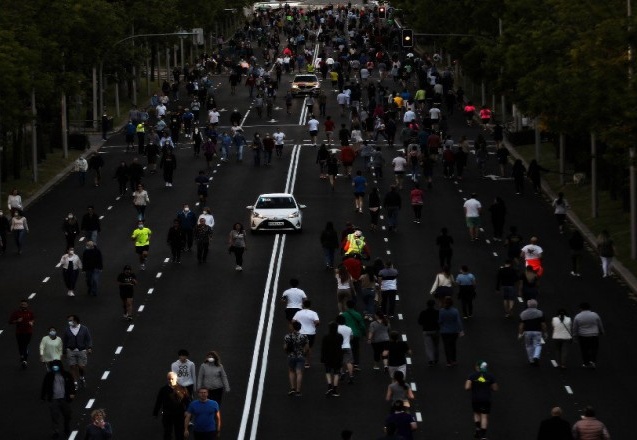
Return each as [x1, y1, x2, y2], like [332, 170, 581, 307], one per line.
[273, 132, 285, 145]
[208, 110, 220, 124]
[338, 324, 352, 349]
[336, 93, 349, 105]
[292, 309, 319, 335]
[392, 156, 407, 172]
[463, 198, 482, 217]
[403, 110, 416, 123]
[307, 119, 319, 131]
[198, 213, 215, 229]
[281, 287, 307, 309]
[521, 244, 543, 260]
[429, 107, 441, 120]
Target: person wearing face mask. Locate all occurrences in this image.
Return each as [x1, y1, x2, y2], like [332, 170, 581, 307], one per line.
[177, 204, 197, 252]
[0, 209, 9, 254]
[8, 299, 35, 368]
[198, 207, 215, 230]
[131, 220, 152, 270]
[62, 213, 80, 250]
[41, 359, 75, 439]
[194, 218, 213, 264]
[82, 241, 103, 296]
[40, 326, 63, 369]
[62, 314, 93, 390]
[9, 210, 28, 254]
[59, 247, 83, 297]
[196, 351, 231, 407]
[153, 372, 191, 440]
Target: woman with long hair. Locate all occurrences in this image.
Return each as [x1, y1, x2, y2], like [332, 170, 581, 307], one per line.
[197, 350, 231, 405]
[386, 370, 415, 408]
[228, 222, 247, 271]
[551, 309, 572, 369]
[368, 311, 390, 371]
[368, 187, 381, 231]
[430, 265, 454, 307]
[335, 264, 353, 312]
[596, 229, 615, 278]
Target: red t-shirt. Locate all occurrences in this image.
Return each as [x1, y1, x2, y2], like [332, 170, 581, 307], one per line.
[343, 257, 363, 279]
[324, 120, 335, 132]
[341, 146, 356, 163]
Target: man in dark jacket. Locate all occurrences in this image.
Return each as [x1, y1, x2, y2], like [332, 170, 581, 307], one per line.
[536, 407, 571, 440]
[81, 206, 101, 245]
[417, 299, 440, 366]
[41, 359, 75, 438]
[153, 371, 191, 440]
[176, 205, 197, 251]
[82, 241, 103, 296]
[383, 185, 402, 232]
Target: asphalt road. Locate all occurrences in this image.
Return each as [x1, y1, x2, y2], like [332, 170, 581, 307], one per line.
[1, 15, 636, 440]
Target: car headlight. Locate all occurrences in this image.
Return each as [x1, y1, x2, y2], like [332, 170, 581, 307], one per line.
[252, 211, 266, 219]
[287, 211, 300, 218]
[291, 85, 300, 89]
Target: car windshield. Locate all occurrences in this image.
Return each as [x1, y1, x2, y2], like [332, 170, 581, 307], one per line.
[294, 76, 317, 83]
[255, 197, 297, 209]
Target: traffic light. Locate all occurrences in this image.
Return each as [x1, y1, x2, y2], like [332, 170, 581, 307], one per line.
[378, 6, 386, 19]
[401, 29, 413, 48]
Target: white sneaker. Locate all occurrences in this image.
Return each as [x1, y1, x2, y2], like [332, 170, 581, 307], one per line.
[570, 271, 577, 276]
[236, 265, 243, 271]
[67, 291, 75, 297]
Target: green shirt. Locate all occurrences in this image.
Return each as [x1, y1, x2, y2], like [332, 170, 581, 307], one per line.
[342, 309, 366, 338]
[132, 227, 152, 246]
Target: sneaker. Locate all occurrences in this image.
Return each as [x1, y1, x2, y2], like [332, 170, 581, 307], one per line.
[21, 360, 27, 369]
[325, 387, 334, 396]
[74, 382, 78, 391]
[235, 265, 243, 271]
[331, 389, 340, 397]
[294, 391, 302, 397]
[123, 314, 129, 319]
[570, 271, 577, 276]
[140, 264, 146, 271]
[80, 377, 86, 387]
[67, 291, 75, 297]
[288, 389, 296, 396]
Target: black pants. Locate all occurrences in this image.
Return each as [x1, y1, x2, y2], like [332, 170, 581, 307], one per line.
[162, 413, 185, 440]
[514, 177, 524, 193]
[49, 399, 72, 436]
[579, 335, 599, 364]
[232, 247, 245, 266]
[208, 388, 224, 406]
[439, 249, 452, 268]
[351, 336, 361, 365]
[170, 244, 182, 262]
[16, 333, 32, 361]
[441, 333, 459, 363]
[197, 241, 209, 262]
[460, 297, 474, 317]
[381, 290, 396, 316]
[183, 229, 193, 250]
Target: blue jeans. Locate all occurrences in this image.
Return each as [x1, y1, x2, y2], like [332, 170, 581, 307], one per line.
[362, 287, 376, 316]
[85, 269, 101, 296]
[85, 230, 98, 245]
[236, 143, 244, 161]
[322, 247, 335, 267]
[524, 331, 543, 362]
[386, 207, 399, 229]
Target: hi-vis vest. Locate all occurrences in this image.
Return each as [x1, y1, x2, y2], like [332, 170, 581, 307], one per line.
[136, 123, 145, 133]
[344, 233, 365, 255]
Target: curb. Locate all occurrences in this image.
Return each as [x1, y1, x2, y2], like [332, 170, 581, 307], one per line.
[504, 138, 637, 294]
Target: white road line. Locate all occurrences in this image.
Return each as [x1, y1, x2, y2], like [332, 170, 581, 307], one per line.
[551, 360, 558, 368]
[396, 295, 400, 301]
[127, 325, 134, 332]
[398, 314, 403, 320]
[147, 288, 154, 294]
[493, 252, 498, 257]
[107, 205, 113, 210]
[406, 357, 412, 365]
[485, 239, 491, 244]
[383, 237, 388, 242]
[386, 250, 391, 255]
[410, 382, 417, 391]
[156, 272, 162, 279]
[240, 109, 251, 127]
[517, 297, 523, 303]
[115, 346, 123, 354]
[479, 228, 485, 232]
[0, 330, 3, 335]
[85, 399, 95, 409]
[458, 189, 463, 193]
[401, 334, 407, 341]
[101, 371, 110, 380]
[28, 292, 36, 299]
[164, 258, 170, 263]
[565, 385, 573, 394]
[415, 412, 422, 422]
[99, 215, 105, 220]
[463, 197, 467, 201]
[56, 262, 62, 268]
[138, 305, 145, 312]
[79, 237, 85, 242]
[381, 226, 386, 230]
[116, 196, 121, 201]
[68, 431, 78, 440]
[379, 215, 384, 219]
[541, 337, 546, 345]
[43, 277, 50, 283]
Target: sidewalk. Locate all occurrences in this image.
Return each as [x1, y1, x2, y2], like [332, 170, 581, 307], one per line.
[504, 138, 637, 295]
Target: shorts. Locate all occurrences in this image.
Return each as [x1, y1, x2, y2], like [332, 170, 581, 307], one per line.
[309, 130, 318, 136]
[342, 348, 353, 364]
[288, 356, 305, 371]
[66, 349, 88, 367]
[125, 134, 134, 143]
[285, 308, 300, 322]
[472, 400, 492, 414]
[325, 131, 333, 137]
[354, 192, 365, 198]
[342, 161, 353, 167]
[387, 364, 407, 380]
[119, 291, 134, 300]
[304, 334, 316, 348]
[394, 171, 405, 176]
[466, 216, 481, 228]
[337, 289, 352, 304]
[324, 364, 341, 374]
[135, 245, 150, 254]
[481, 118, 491, 125]
[500, 286, 516, 301]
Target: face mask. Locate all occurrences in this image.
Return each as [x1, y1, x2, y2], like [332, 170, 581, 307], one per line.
[68, 214, 74, 219]
[184, 208, 190, 212]
[52, 365, 60, 372]
[69, 250, 74, 255]
[138, 225, 144, 229]
[68, 321, 75, 327]
[49, 331, 57, 337]
[207, 357, 215, 363]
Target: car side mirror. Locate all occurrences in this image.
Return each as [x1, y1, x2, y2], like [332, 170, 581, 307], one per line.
[246, 205, 254, 209]
[299, 204, 307, 209]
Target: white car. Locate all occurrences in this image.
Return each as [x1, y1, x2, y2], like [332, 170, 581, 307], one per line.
[247, 193, 306, 232]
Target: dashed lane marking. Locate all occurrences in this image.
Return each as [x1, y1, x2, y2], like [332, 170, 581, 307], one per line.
[565, 386, 573, 394]
[479, 228, 485, 232]
[147, 288, 154, 294]
[379, 215, 384, 220]
[485, 239, 491, 244]
[85, 399, 95, 409]
[107, 205, 113, 210]
[415, 412, 422, 422]
[164, 258, 170, 263]
[551, 360, 558, 368]
[79, 237, 85, 242]
[69, 431, 78, 440]
[493, 252, 498, 257]
[386, 250, 391, 255]
[396, 295, 400, 301]
[127, 325, 134, 332]
[381, 226, 386, 230]
[43, 277, 50, 283]
[384, 237, 388, 242]
[458, 189, 463, 193]
[0, 330, 3, 335]
[115, 346, 123, 354]
[517, 297, 523, 303]
[99, 215, 105, 220]
[411, 382, 417, 391]
[138, 305, 145, 312]
[398, 314, 403, 320]
[116, 196, 121, 201]
[156, 272, 162, 279]
[101, 371, 110, 380]
[28, 293, 36, 299]
[401, 334, 407, 341]
[406, 357, 412, 365]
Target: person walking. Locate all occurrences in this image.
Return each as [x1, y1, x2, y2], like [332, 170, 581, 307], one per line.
[167, 220, 186, 264]
[177, 204, 197, 252]
[368, 187, 381, 231]
[153, 372, 191, 440]
[132, 184, 150, 221]
[596, 230, 615, 278]
[342, 300, 367, 370]
[59, 247, 82, 297]
[465, 360, 498, 440]
[160, 149, 178, 187]
[197, 351, 230, 406]
[82, 241, 103, 297]
[417, 299, 440, 366]
[40, 326, 63, 369]
[41, 359, 75, 439]
[571, 406, 611, 440]
[131, 220, 152, 270]
[321, 321, 344, 397]
[9, 299, 35, 368]
[117, 265, 137, 321]
[194, 218, 213, 264]
[430, 265, 455, 307]
[84, 409, 113, 440]
[10, 210, 28, 254]
[283, 321, 310, 397]
[495, 259, 519, 318]
[436, 228, 454, 269]
[0, 209, 9, 254]
[74, 156, 88, 186]
[320, 222, 339, 269]
[280, 278, 307, 325]
[228, 222, 247, 271]
[536, 407, 572, 440]
[518, 299, 548, 366]
[62, 315, 92, 390]
[368, 311, 390, 371]
[292, 300, 320, 368]
[519, 265, 540, 303]
[572, 302, 604, 368]
[352, 170, 367, 213]
[62, 213, 81, 250]
[80, 206, 101, 245]
[384, 401, 418, 440]
[171, 349, 197, 396]
[552, 192, 569, 234]
[521, 236, 544, 277]
[88, 152, 105, 187]
[334, 264, 354, 313]
[456, 265, 477, 319]
[360, 266, 377, 319]
[410, 183, 424, 224]
[114, 161, 129, 196]
[569, 230, 584, 277]
[512, 159, 526, 195]
[386, 370, 415, 408]
[551, 308, 573, 369]
[439, 297, 464, 367]
[383, 330, 411, 379]
[489, 197, 506, 241]
[378, 260, 399, 318]
[463, 193, 482, 241]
